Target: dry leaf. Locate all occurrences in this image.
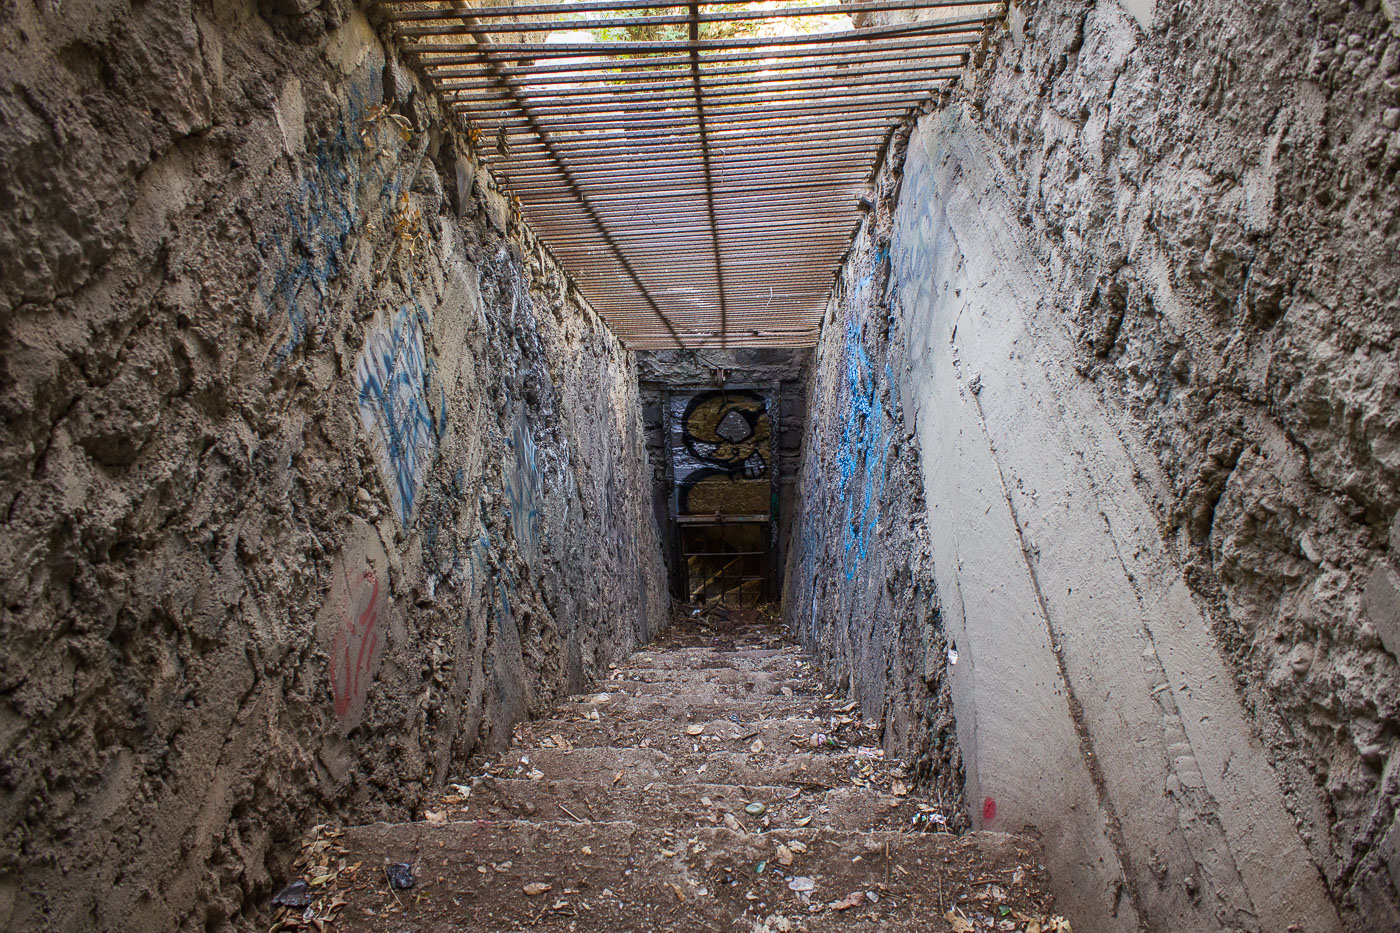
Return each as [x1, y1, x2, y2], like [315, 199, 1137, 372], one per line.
[1048, 919, 1072, 933]
[424, 810, 447, 825]
[945, 910, 974, 933]
[613, 770, 625, 785]
[750, 739, 765, 754]
[669, 882, 686, 902]
[794, 815, 813, 827]
[723, 812, 744, 833]
[686, 724, 705, 736]
[523, 882, 552, 896]
[891, 780, 909, 797]
[787, 840, 808, 854]
[830, 891, 866, 911]
[776, 844, 794, 866]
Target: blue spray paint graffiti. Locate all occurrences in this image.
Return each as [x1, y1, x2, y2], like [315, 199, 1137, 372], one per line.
[259, 75, 415, 361]
[356, 303, 447, 526]
[467, 518, 516, 632]
[836, 317, 893, 580]
[504, 409, 543, 569]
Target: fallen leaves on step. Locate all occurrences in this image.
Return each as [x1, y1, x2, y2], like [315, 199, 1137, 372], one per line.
[944, 908, 974, 933]
[686, 724, 705, 735]
[891, 779, 909, 797]
[828, 891, 866, 911]
[523, 882, 552, 896]
[423, 810, 446, 825]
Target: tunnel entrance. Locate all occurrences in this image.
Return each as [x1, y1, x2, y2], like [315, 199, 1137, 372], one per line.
[637, 350, 812, 605]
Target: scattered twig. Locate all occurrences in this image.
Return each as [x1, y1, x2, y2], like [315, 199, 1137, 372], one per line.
[557, 802, 586, 823]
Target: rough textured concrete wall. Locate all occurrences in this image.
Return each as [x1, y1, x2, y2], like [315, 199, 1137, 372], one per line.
[0, 2, 667, 930]
[781, 198, 966, 824]
[790, 0, 1398, 930]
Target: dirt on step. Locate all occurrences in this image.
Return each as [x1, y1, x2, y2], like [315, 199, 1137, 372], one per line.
[262, 614, 1069, 932]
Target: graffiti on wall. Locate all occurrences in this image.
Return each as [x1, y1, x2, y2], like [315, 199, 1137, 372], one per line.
[356, 303, 447, 526]
[503, 407, 543, 569]
[259, 73, 415, 361]
[670, 390, 774, 516]
[317, 518, 391, 730]
[836, 318, 892, 579]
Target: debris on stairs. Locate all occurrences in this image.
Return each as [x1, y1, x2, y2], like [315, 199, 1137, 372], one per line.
[271, 613, 1069, 932]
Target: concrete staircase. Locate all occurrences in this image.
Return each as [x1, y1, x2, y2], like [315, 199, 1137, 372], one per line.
[283, 615, 1067, 932]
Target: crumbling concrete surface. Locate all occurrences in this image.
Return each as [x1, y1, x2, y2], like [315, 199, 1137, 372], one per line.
[0, 2, 667, 930]
[790, 0, 1398, 930]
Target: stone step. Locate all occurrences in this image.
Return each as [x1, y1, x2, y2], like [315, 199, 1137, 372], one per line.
[513, 715, 875, 758]
[439, 777, 949, 834]
[608, 664, 821, 686]
[489, 747, 907, 791]
[322, 819, 1056, 933]
[554, 692, 823, 721]
[593, 678, 820, 699]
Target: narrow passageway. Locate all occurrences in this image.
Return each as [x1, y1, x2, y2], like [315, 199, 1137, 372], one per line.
[302, 609, 1061, 932]
[2, 1, 1396, 931]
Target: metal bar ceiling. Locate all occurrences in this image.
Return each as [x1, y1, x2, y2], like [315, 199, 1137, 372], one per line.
[373, 0, 1001, 349]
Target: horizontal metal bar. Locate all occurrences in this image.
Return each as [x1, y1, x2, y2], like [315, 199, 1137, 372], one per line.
[445, 72, 955, 109]
[505, 157, 869, 181]
[428, 50, 966, 89]
[404, 16, 991, 54]
[499, 143, 878, 175]
[504, 165, 869, 189]
[468, 105, 912, 135]
[417, 34, 980, 77]
[384, 0, 999, 26]
[450, 80, 951, 118]
[479, 122, 892, 155]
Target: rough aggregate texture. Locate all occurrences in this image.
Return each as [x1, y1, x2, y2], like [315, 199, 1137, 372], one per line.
[0, 2, 667, 930]
[960, 0, 1400, 923]
[791, 0, 1400, 928]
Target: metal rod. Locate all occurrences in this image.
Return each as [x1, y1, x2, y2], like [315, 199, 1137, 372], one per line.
[465, 104, 913, 135]
[457, 13, 686, 346]
[416, 34, 979, 76]
[403, 16, 992, 54]
[428, 51, 965, 88]
[382, 0, 999, 24]
[448, 79, 952, 116]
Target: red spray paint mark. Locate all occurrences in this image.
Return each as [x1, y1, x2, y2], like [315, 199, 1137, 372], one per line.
[330, 570, 381, 720]
[982, 796, 997, 822]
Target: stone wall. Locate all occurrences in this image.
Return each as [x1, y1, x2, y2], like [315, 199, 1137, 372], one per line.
[0, 2, 667, 930]
[789, 0, 1398, 930]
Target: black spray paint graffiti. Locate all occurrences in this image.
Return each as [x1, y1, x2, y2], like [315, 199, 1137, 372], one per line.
[670, 390, 774, 516]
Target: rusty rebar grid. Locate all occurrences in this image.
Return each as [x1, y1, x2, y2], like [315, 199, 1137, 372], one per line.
[372, 0, 1000, 348]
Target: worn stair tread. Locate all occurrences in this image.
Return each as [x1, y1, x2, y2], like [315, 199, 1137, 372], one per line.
[280, 618, 1062, 933]
[514, 716, 874, 756]
[326, 820, 1054, 933]
[492, 746, 906, 789]
[554, 693, 823, 720]
[594, 678, 819, 698]
[443, 777, 948, 832]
